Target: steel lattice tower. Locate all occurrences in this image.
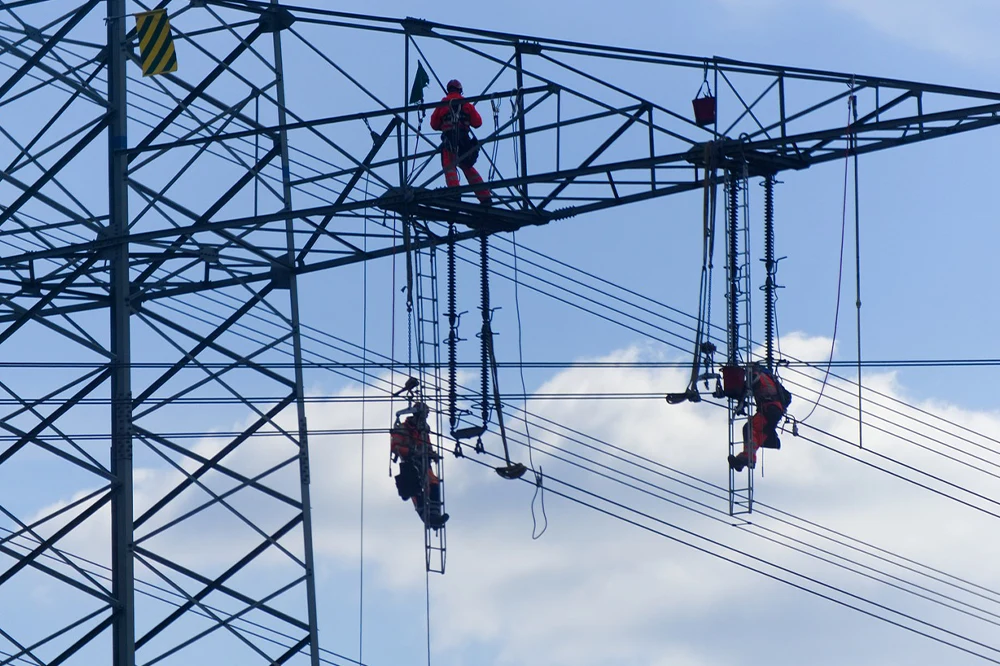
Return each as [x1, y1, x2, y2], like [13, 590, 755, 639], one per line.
[2, 2, 1000, 664]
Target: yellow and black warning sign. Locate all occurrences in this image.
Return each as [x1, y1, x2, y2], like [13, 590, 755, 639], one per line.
[135, 9, 177, 77]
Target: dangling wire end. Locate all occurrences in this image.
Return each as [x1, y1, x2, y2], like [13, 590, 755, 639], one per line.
[531, 466, 548, 540]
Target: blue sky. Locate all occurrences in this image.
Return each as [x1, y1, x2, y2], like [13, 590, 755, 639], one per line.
[5, 2, 1000, 666]
[290, 2, 1000, 665]
[307, 2, 1000, 665]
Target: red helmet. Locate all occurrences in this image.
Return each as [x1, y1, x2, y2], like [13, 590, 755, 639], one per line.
[446, 79, 463, 93]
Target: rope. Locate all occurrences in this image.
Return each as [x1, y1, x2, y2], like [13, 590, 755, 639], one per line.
[794, 94, 855, 427]
[851, 90, 864, 448]
[389, 212, 398, 478]
[705, 162, 715, 359]
[357, 170, 370, 665]
[254, 94, 259, 217]
[509, 94, 520, 179]
[406, 224, 414, 372]
[513, 231, 547, 538]
[689, 143, 716, 390]
[13, 29, 992, 648]
[19, 28, 996, 652]
[489, 96, 501, 182]
[117, 204, 1000, 664]
[425, 568, 432, 666]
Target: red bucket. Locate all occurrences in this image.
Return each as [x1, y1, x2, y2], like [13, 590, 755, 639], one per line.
[721, 365, 746, 399]
[692, 95, 716, 127]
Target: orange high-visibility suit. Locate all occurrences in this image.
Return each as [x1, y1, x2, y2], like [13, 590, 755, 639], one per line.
[429, 83, 491, 204]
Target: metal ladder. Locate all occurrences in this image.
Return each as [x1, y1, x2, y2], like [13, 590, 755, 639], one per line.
[411, 223, 447, 573]
[725, 167, 754, 517]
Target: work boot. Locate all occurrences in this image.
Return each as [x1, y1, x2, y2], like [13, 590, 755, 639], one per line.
[728, 453, 747, 472]
[424, 511, 449, 529]
[760, 435, 781, 450]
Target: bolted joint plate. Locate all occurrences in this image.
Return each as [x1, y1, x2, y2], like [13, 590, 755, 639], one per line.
[270, 262, 293, 289]
[259, 6, 295, 33]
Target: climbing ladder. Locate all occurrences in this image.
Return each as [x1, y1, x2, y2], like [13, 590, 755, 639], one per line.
[725, 166, 754, 516]
[410, 222, 447, 573]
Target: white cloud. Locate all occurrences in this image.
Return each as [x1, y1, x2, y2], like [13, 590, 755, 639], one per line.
[294, 334, 1000, 664]
[9, 334, 1000, 665]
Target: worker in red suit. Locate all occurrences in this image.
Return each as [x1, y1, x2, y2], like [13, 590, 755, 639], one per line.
[391, 402, 449, 528]
[729, 363, 791, 472]
[429, 79, 492, 205]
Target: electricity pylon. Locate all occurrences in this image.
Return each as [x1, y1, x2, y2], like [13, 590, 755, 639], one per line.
[1, 2, 999, 664]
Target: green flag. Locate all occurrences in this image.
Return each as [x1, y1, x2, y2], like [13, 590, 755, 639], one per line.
[409, 61, 430, 105]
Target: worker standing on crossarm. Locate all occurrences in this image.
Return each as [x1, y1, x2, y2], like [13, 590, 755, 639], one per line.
[430, 79, 492, 205]
[729, 362, 792, 472]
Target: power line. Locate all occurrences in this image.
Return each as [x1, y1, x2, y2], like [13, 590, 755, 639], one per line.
[11, 26, 1000, 662]
[460, 452, 1000, 665]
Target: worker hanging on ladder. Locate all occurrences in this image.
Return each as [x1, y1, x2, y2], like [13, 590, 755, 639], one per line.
[728, 362, 792, 472]
[391, 400, 449, 528]
[430, 79, 492, 205]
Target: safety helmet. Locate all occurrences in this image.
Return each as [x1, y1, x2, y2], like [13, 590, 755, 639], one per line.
[446, 79, 463, 93]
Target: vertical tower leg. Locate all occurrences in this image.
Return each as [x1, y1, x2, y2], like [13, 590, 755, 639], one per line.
[108, 2, 135, 663]
[515, 45, 529, 210]
[271, 7, 322, 662]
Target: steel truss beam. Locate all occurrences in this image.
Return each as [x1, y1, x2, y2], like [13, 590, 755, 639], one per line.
[0, 2, 998, 665]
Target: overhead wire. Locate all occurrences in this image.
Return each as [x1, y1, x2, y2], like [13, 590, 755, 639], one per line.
[469, 393, 1000, 624]
[9, 31, 1000, 478]
[3, 6, 912, 616]
[164, 272, 1000, 640]
[0, 526, 367, 666]
[0, 358, 997, 370]
[512, 231, 547, 539]
[125, 182, 1000, 596]
[504, 365, 1000, 617]
[779, 373, 1000, 480]
[7, 218, 1000, 664]
[13, 338, 1000, 664]
[358, 170, 370, 666]
[467, 226, 1000, 469]
[848, 89, 865, 450]
[459, 451, 1000, 665]
[41, 278, 1000, 572]
[501, 426, 1000, 628]
[141, 208, 1000, 540]
[7, 24, 1000, 660]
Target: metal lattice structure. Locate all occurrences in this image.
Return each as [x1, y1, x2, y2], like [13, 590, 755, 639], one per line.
[2, 2, 1000, 664]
